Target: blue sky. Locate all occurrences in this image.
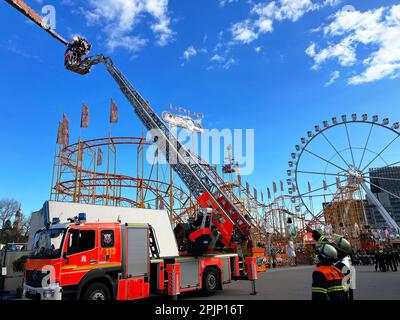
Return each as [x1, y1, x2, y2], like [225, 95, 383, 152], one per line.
[1, 0, 400, 216]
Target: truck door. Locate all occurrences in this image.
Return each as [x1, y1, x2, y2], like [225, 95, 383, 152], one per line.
[98, 226, 121, 267]
[60, 227, 99, 285]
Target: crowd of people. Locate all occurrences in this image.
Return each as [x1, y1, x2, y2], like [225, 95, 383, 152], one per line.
[351, 247, 399, 272]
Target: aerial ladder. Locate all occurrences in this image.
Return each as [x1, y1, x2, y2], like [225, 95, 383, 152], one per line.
[4, 0, 254, 252]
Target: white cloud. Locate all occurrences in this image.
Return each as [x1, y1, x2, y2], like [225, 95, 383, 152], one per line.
[325, 70, 340, 86]
[307, 5, 400, 85]
[84, 0, 174, 52]
[182, 46, 197, 61]
[209, 54, 236, 70]
[230, 0, 341, 44]
[211, 54, 225, 63]
[231, 20, 259, 44]
[219, 0, 238, 7]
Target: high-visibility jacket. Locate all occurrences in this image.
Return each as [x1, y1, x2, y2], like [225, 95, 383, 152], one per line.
[312, 264, 348, 300]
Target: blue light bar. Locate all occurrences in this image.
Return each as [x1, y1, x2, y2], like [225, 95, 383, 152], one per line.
[52, 217, 60, 224]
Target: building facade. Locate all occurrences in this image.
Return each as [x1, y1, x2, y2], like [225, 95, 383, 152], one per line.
[364, 166, 400, 229]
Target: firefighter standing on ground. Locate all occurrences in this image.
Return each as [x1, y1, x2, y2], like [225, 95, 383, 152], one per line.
[311, 243, 348, 300]
[331, 234, 354, 300]
[307, 227, 349, 300]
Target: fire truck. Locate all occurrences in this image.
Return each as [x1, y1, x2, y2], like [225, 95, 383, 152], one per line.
[24, 201, 252, 300]
[5, 0, 260, 300]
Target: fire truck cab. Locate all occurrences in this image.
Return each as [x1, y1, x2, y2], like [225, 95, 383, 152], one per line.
[24, 202, 241, 300]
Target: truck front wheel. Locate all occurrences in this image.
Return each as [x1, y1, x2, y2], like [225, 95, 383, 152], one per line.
[82, 283, 111, 301]
[202, 268, 220, 296]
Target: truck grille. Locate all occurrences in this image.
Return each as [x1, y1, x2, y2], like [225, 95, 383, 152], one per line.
[25, 269, 50, 288]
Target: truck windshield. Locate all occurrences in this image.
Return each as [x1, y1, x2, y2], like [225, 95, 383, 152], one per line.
[31, 228, 65, 259]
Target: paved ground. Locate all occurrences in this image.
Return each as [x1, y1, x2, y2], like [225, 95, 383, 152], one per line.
[186, 265, 400, 300]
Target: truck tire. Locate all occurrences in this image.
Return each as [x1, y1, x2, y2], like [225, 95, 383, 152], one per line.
[82, 283, 111, 301]
[202, 268, 220, 296]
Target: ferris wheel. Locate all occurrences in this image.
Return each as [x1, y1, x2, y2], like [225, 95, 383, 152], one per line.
[287, 114, 400, 235]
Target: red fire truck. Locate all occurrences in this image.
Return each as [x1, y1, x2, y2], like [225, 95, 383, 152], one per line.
[6, 0, 260, 300]
[23, 201, 254, 301]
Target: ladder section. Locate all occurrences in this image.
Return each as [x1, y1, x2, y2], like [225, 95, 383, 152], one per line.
[99, 57, 252, 244]
[149, 226, 160, 259]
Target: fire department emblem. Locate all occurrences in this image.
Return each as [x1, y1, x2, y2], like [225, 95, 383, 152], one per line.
[103, 233, 112, 245]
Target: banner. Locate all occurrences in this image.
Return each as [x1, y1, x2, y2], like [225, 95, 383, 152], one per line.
[81, 102, 89, 128]
[62, 113, 69, 147]
[56, 121, 63, 144]
[280, 180, 284, 192]
[267, 188, 271, 199]
[110, 98, 118, 123]
[273, 182, 277, 194]
[97, 148, 103, 166]
[336, 177, 341, 189]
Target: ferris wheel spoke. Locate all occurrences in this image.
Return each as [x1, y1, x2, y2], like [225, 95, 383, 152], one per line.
[303, 149, 348, 172]
[361, 135, 400, 173]
[358, 123, 374, 169]
[320, 131, 352, 169]
[299, 178, 347, 197]
[344, 123, 356, 167]
[363, 177, 400, 201]
[296, 170, 348, 177]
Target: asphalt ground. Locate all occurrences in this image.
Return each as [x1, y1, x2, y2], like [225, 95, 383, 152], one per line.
[1, 265, 398, 300]
[185, 265, 400, 300]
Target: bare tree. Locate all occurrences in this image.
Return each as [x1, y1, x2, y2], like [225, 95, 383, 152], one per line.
[0, 198, 21, 230]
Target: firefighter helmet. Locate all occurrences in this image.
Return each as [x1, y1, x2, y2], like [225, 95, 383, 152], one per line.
[315, 243, 338, 260]
[331, 234, 352, 254]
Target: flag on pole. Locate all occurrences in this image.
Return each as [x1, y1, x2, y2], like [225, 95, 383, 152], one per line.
[273, 182, 277, 194]
[56, 121, 64, 144]
[62, 113, 69, 147]
[336, 177, 340, 188]
[246, 182, 250, 195]
[253, 188, 258, 202]
[97, 148, 103, 166]
[237, 174, 242, 186]
[197, 113, 204, 119]
[81, 103, 89, 128]
[169, 104, 178, 110]
[323, 180, 327, 191]
[261, 191, 264, 202]
[280, 180, 284, 192]
[308, 181, 312, 193]
[110, 98, 118, 123]
[178, 107, 187, 114]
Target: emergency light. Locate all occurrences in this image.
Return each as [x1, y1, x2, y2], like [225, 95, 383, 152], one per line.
[52, 217, 60, 225]
[78, 213, 87, 223]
